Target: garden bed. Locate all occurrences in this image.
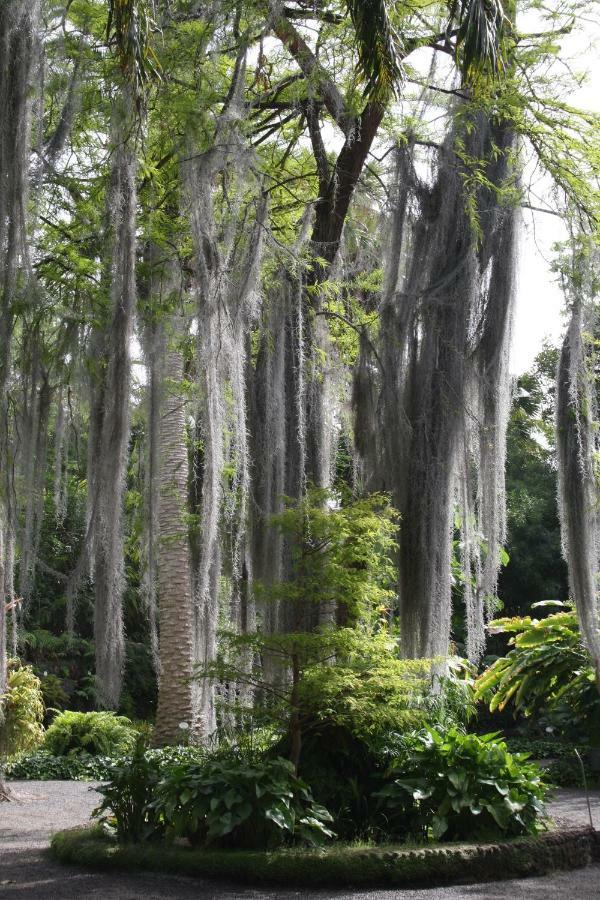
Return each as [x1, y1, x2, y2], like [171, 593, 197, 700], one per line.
[51, 823, 600, 889]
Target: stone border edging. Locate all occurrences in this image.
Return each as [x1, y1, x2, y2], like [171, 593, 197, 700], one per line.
[50, 825, 600, 889]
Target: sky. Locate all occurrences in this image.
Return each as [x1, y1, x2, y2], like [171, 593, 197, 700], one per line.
[510, 14, 599, 373]
[513, 202, 568, 373]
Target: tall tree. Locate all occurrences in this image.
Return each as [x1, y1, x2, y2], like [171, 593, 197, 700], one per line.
[0, 0, 41, 801]
[152, 310, 196, 745]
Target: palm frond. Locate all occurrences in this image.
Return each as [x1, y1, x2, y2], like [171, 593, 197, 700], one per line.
[107, 0, 161, 112]
[344, 0, 403, 103]
[448, 0, 510, 81]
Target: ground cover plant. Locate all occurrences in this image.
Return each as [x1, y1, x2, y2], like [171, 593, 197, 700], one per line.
[51, 822, 596, 890]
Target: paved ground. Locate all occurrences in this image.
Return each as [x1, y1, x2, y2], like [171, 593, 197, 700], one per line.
[1, 782, 600, 899]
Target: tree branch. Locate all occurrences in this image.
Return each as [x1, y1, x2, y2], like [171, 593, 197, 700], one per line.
[269, 1, 350, 132]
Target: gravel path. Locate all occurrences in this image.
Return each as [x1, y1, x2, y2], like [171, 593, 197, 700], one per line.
[1, 782, 600, 899]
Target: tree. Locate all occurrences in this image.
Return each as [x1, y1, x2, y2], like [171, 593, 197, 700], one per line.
[199, 488, 400, 769]
[0, 0, 41, 791]
[1, 0, 599, 736]
[498, 347, 568, 619]
[152, 313, 196, 746]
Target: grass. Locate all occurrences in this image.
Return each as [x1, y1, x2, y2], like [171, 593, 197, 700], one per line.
[50, 824, 599, 889]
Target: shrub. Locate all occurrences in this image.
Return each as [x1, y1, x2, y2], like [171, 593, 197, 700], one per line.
[6, 749, 114, 781]
[44, 710, 137, 757]
[273, 651, 475, 840]
[0, 662, 45, 758]
[504, 737, 576, 760]
[475, 605, 600, 743]
[94, 737, 163, 842]
[376, 727, 547, 841]
[152, 755, 335, 850]
[273, 648, 430, 840]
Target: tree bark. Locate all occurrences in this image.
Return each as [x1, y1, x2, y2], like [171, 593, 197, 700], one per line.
[152, 317, 196, 746]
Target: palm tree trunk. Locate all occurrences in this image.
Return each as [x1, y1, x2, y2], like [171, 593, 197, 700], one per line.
[153, 317, 195, 746]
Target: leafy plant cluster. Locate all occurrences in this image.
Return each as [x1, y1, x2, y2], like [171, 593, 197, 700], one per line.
[6, 749, 114, 781]
[7, 742, 208, 783]
[94, 741, 335, 850]
[504, 737, 577, 761]
[92, 716, 547, 852]
[376, 728, 547, 841]
[43, 710, 138, 757]
[475, 604, 600, 743]
[0, 662, 45, 758]
[153, 755, 335, 849]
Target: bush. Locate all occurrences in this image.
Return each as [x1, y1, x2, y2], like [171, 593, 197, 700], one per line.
[44, 710, 137, 757]
[504, 737, 576, 760]
[274, 652, 475, 840]
[475, 606, 600, 743]
[6, 749, 114, 780]
[376, 727, 547, 841]
[7, 742, 206, 783]
[0, 662, 45, 758]
[152, 755, 335, 850]
[94, 737, 163, 842]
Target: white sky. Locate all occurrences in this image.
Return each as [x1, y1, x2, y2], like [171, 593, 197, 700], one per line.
[511, 17, 600, 373]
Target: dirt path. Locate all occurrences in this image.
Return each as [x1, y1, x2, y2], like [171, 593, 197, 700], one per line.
[1, 782, 600, 899]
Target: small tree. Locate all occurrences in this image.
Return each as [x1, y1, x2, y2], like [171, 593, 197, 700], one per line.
[0, 661, 44, 801]
[198, 489, 403, 769]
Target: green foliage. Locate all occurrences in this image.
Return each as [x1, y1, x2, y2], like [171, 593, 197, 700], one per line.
[44, 710, 138, 757]
[344, 0, 403, 100]
[94, 737, 163, 843]
[298, 642, 432, 740]
[0, 662, 45, 758]
[6, 743, 206, 782]
[376, 727, 547, 841]
[449, 0, 510, 81]
[6, 749, 114, 781]
[272, 652, 476, 840]
[505, 737, 576, 761]
[51, 821, 597, 890]
[201, 490, 400, 773]
[295, 649, 474, 749]
[475, 605, 600, 742]
[152, 755, 335, 850]
[265, 488, 399, 627]
[499, 348, 568, 619]
[20, 628, 97, 715]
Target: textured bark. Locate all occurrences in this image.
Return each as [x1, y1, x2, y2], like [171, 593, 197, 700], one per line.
[271, 5, 385, 491]
[92, 109, 137, 708]
[153, 319, 195, 746]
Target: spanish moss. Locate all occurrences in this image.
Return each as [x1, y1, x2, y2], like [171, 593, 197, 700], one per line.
[556, 260, 600, 678]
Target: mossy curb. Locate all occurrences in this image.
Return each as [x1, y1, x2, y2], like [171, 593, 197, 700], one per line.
[50, 824, 600, 889]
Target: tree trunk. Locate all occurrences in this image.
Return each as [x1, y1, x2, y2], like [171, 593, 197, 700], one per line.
[289, 651, 302, 773]
[152, 318, 196, 746]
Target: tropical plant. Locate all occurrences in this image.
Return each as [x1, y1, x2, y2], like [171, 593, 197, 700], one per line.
[152, 755, 335, 850]
[376, 727, 547, 841]
[43, 710, 138, 757]
[94, 736, 163, 843]
[0, 662, 45, 758]
[475, 604, 600, 742]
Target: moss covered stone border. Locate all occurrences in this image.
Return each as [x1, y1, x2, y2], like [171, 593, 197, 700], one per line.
[51, 825, 600, 889]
